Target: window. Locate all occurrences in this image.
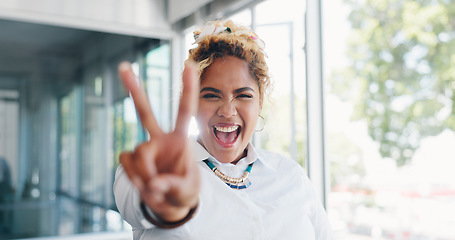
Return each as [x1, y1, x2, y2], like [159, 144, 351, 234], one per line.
[145, 43, 172, 132]
[254, 0, 307, 164]
[323, 0, 455, 239]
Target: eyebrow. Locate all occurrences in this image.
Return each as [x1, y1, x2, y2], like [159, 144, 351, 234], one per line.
[200, 87, 255, 93]
[234, 87, 255, 93]
[200, 87, 221, 93]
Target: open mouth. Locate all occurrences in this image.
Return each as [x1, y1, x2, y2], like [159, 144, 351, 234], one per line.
[213, 125, 240, 146]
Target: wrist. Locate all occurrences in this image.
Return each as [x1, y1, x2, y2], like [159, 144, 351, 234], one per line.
[140, 200, 198, 229]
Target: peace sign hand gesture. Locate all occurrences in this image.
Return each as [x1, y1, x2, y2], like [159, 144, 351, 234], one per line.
[118, 61, 200, 223]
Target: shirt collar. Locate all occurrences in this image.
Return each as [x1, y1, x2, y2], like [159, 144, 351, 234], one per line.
[190, 138, 276, 170]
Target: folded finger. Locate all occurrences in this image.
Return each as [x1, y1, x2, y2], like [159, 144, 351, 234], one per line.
[133, 143, 158, 184]
[120, 151, 144, 191]
[152, 173, 198, 207]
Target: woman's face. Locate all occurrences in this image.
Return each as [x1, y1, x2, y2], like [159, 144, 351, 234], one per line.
[196, 56, 262, 164]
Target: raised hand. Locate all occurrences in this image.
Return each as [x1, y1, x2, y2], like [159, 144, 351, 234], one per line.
[118, 61, 200, 222]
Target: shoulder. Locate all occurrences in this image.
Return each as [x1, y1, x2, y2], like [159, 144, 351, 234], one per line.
[253, 149, 318, 204]
[255, 148, 305, 175]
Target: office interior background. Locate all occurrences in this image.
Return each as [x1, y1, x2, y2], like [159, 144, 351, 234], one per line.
[0, 0, 454, 239]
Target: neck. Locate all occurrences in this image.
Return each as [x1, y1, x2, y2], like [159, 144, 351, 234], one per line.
[230, 149, 248, 165]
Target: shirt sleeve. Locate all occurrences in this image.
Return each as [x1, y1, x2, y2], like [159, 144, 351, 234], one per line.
[301, 173, 335, 240]
[113, 165, 156, 230]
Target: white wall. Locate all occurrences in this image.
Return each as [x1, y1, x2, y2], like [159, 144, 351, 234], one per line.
[168, 0, 212, 23]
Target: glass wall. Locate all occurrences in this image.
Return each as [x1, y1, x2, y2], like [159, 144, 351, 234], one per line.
[323, 0, 455, 239]
[0, 86, 20, 237]
[145, 44, 172, 132]
[54, 42, 172, 238]
[0, 19, 171, 239]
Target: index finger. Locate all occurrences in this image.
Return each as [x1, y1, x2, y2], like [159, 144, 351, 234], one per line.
[174, 61, 199, 136]
[118, 62, 161, 137]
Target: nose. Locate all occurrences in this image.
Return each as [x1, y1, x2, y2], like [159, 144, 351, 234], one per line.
[217, 101, 237, 118]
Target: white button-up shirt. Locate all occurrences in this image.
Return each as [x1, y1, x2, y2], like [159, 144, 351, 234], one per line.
[114, 140, 334, 239]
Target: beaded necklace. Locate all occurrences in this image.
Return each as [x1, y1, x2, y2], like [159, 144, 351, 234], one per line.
[203, 159, 254, 189]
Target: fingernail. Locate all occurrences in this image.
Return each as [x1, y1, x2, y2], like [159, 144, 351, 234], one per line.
[119, 62, 131, 72]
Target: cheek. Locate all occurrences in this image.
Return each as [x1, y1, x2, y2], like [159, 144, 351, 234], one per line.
[240, 104, 261, 130]
[245, 114, 259, 131]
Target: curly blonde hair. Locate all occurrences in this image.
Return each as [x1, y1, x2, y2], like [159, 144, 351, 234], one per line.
[187, 20, 271, 103]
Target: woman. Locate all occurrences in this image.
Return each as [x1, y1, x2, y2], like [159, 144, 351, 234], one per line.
[114, 20, 334, 239]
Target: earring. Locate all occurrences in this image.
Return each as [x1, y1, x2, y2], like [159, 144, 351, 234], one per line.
[255, 115, 265, 132]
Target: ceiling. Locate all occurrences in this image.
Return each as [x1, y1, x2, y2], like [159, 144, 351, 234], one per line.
[0, 18, 104, 55]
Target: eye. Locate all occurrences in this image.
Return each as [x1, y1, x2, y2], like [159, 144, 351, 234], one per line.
[237, 94, 253, 99]
[202, 93, 220, 99]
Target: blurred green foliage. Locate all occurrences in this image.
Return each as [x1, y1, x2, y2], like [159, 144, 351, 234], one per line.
[330, 0, 455, 166]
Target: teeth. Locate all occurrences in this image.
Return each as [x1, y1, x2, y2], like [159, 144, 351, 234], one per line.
[214, 125, 239, 133]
